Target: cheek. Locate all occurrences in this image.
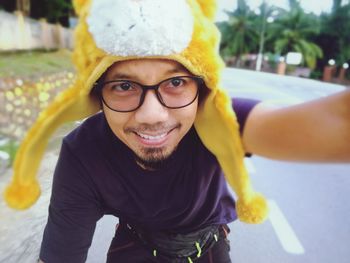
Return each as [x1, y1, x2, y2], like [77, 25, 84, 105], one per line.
[103, 107, 131, 137]
[178, 101, 198, 128]
[188, 99, 199, 119]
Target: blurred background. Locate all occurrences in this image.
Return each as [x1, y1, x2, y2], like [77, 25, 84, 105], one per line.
[0, 0, 350, 164]
[0, 1, 349, 263]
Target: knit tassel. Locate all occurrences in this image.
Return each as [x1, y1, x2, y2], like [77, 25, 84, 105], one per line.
[3, 82, 100, 209]
[195, 89, 268, 224]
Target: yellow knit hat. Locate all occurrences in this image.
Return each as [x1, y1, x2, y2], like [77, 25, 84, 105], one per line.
[4, 0, 268, 224]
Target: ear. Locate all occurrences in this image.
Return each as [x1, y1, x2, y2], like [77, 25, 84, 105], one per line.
[73, 0, 90, 16]
[195, 0, 218, 21]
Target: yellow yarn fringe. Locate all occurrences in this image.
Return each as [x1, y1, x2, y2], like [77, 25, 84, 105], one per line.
[4, 82, 100, 209]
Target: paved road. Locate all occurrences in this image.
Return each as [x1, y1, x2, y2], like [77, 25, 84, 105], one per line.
[223, 67, 346, 103]
[1, 68, 349, 263]
[232, 157, 350, 263]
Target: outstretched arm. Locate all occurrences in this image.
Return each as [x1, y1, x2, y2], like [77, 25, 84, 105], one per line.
[242, 89, 350, 162]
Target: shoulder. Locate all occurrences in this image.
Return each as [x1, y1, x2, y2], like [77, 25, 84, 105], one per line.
[64, 112, 106, 150]
[57, 112, 113, 171]
[232, 97, 261, 135]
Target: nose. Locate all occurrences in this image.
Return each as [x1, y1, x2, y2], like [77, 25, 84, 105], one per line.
[134, 90, 169, 124]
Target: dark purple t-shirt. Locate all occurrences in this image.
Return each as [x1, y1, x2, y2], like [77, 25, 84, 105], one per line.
[40, 98, 260, 263]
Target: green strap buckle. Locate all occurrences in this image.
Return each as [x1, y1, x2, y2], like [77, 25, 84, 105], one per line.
[195, 241, 202, 258]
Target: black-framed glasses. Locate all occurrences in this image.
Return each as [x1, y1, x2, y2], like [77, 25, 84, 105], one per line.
[97, 75, 204, 112]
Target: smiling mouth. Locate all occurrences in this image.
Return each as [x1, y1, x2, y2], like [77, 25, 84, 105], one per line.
[135, 132, 168, 141]
[132, 126, 179, 145]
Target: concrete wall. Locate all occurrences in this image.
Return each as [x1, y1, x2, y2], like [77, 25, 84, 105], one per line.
[0, 10, 73, 51]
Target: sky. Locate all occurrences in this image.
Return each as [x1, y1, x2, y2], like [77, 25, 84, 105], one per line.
[216, 0, 340, 21]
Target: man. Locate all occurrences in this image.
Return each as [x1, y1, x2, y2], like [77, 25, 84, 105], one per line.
[3, 0, 349, 262]
[42, 59, 349, 263]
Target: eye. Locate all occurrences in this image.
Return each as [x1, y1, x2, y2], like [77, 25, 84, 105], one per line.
[169, 78, 185, 87]
[119, 82, 132, 91]
[111, 82, 134, 91]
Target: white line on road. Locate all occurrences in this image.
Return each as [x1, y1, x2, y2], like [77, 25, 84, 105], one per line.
[268, 199, 305, 255]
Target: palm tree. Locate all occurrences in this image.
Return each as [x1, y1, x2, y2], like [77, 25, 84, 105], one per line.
[318, 1, 350, 66]
[254, 1, 285, 71]
[217, 0, 259, 67]
[268, 5, 323, 69]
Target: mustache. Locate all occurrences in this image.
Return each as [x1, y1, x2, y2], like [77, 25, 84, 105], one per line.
[124, 123, 181, 134]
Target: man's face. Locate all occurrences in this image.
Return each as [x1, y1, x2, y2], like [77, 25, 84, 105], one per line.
[102, 59, 198, 168]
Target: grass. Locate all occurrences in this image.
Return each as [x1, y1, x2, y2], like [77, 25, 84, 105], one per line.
[0, 139, 19, 167]
[0, 49, 75, 167]
[0, 49, 74, 78]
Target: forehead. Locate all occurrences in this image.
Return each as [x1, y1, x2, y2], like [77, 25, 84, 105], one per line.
[104, 59, 192, 80]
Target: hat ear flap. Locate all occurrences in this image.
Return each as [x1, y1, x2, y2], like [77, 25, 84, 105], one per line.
[195, 0, 218, 21]
[73, 0, 90, 16]
[3, 83, 100, 209]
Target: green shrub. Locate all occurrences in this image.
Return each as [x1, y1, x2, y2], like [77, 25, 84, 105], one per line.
[0, 139, 19, 167]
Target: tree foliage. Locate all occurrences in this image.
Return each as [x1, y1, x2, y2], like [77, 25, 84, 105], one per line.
[44, 0, 73, 26]
[317, 2, 350, 66]
[217, 0, 259, 66]
[0, 0, 16, 12]
[28, 0, 73, 27]
[217, 0, 350, 74]
[267, 5, 323, 68]
[1, 0, 73, 27]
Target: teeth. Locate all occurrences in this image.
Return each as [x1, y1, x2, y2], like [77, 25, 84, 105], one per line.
[137, 132, 167, 140]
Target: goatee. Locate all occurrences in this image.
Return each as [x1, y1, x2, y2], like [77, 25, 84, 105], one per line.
[134, 146, 177, 170]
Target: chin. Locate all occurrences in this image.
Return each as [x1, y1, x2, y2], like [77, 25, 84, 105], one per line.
[135, 145, 177, 170]
[141, 145, 174, 161]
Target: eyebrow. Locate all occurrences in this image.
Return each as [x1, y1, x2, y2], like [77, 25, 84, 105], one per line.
[109, 64, 190, 80]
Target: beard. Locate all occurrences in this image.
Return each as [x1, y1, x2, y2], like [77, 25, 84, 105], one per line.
[125, 123, 181, 170]
[134, 145, 177, 170]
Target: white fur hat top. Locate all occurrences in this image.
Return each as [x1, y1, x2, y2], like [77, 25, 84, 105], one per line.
[87, 0, 194, 56]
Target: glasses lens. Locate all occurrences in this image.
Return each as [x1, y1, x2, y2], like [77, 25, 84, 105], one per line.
[158, 77, 199, 108]
[102, 81, 142, 111]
